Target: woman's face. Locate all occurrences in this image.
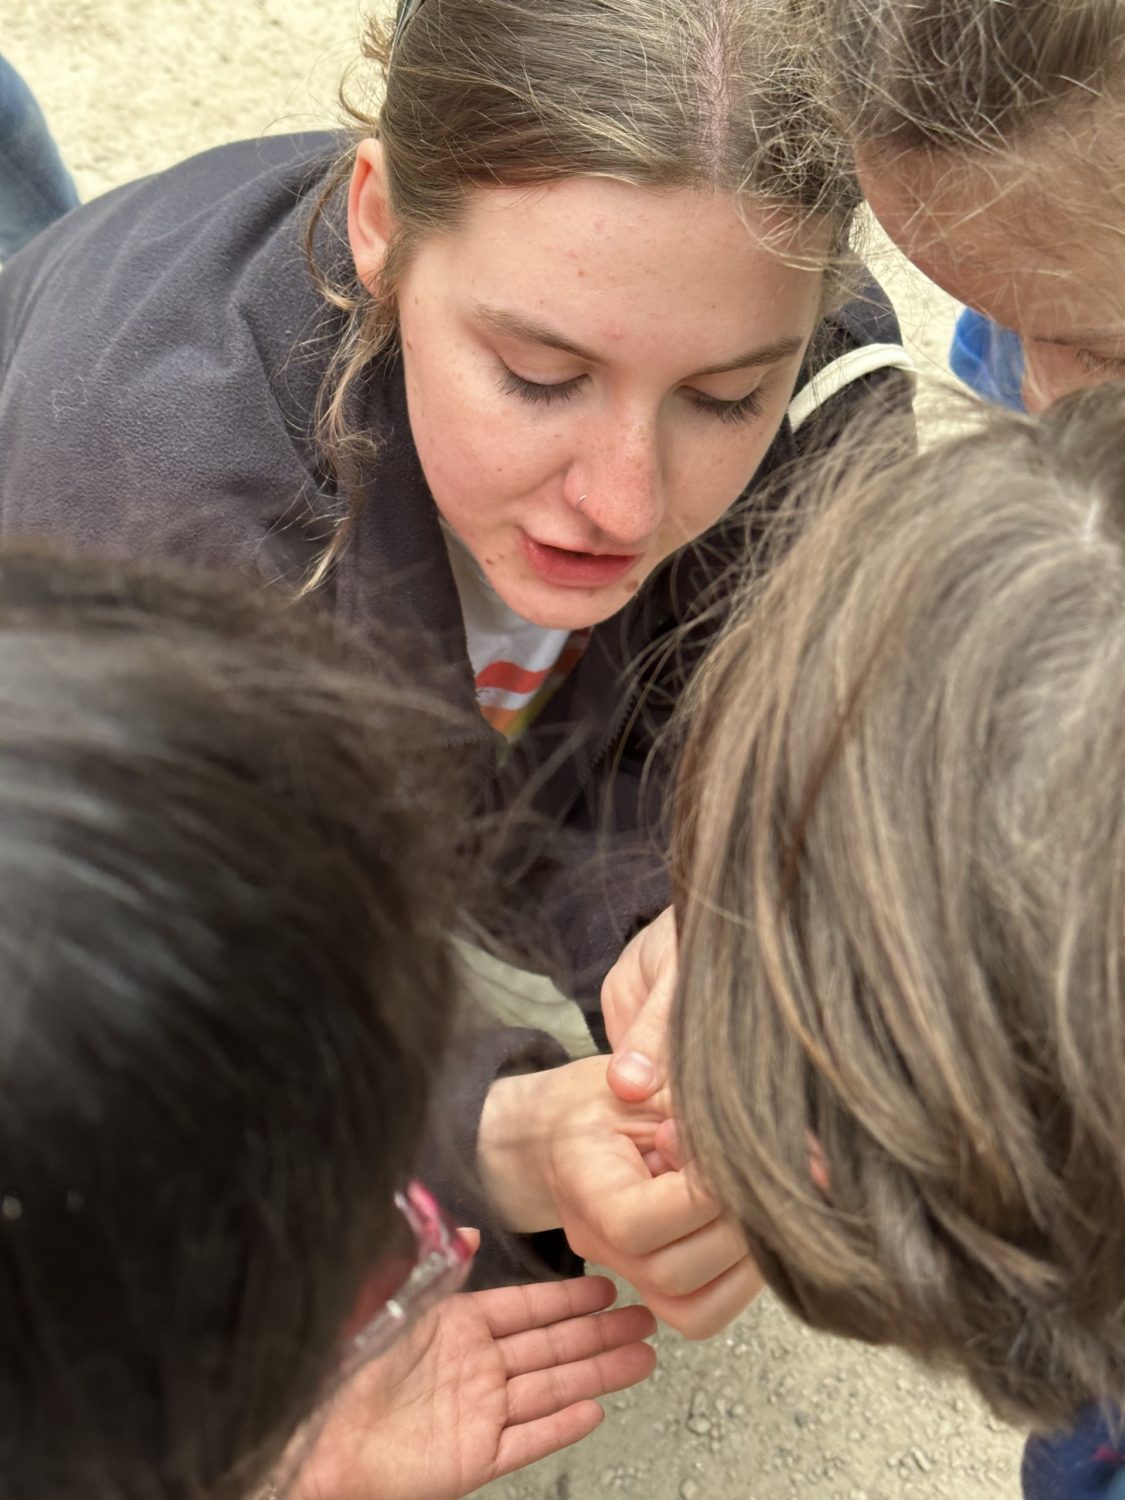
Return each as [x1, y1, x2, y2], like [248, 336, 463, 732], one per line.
[858, 145, 1125, 413]
[350, 149, 825, 629]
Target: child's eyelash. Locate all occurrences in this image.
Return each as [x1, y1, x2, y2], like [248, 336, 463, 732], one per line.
[1077, 347, 1125, 376]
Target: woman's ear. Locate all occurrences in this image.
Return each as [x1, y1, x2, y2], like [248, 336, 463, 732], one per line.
[348, 138, 395, 293]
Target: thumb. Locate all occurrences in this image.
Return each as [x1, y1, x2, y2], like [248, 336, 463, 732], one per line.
[606, 983, 674, 1104]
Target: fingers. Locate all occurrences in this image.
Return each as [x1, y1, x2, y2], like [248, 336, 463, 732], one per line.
[493, 1332, 660, 1479]
[493, 1400, 606, 1479]
[561, 1124, 719, 1252]
[653, 1118, 685, 1171]
[563, 1161, 753, 1334]
[642, 1215, 749, 1299]
[602, 909, 678, 1103]
[646, 1253, 765, 1341]
[500, 1301, 657, 1379]
[505, 1338, 658, 1426]
[476, 1274, 618, 1340]
[598, 1165, 722, 1257]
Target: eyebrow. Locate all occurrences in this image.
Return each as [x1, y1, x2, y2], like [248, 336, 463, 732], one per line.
[472, 302, 805, 376]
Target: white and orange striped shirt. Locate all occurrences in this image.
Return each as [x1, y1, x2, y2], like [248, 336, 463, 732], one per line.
[445, 532, 590, 739]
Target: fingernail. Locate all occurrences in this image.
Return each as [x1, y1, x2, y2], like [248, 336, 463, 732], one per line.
[615, 1051, 655, 1089]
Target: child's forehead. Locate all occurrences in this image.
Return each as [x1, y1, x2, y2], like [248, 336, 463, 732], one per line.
[859, 141, 1125, 329]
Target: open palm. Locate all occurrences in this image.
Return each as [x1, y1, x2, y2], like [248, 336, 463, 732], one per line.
[291, 1275, 656, 1500]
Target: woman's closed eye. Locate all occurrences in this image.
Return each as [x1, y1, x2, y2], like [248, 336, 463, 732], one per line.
[496, 361, 767, 424]
[496, 364, 585, 406]
[686, 388, 765, 424]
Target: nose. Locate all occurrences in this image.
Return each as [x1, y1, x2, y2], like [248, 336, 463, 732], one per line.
[571, 413, 666, 548]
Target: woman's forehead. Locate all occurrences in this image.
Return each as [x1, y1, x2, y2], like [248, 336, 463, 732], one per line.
[430, 175, 828, 329]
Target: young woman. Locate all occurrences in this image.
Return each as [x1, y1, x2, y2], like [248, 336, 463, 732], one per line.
[0, 544, 655, 1500]
[0, 0, 910, 1313]
[0, 0, 912, 999]
[812, 0, 1125, 411]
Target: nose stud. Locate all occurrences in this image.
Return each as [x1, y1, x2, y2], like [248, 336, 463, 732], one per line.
[577, 494, 589, 511]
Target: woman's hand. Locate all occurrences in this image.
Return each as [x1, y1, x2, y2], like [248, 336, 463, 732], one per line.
[478, 1055, 763, 1340]
[601, 906, 678, 1103]
[289, 1275, 656, 1500]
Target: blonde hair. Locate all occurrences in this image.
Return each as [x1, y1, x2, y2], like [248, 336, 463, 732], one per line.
[303, 0, 862, 585]
[672, 384, 1125, 1427]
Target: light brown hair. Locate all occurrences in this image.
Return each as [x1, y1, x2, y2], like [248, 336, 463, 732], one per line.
[303, 0, 863, 584]
[808, 0, 1125, 151]
[672, 383, 1125, 1426]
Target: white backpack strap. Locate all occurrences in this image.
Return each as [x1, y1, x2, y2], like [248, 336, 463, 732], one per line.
[787, 343, 917, 433]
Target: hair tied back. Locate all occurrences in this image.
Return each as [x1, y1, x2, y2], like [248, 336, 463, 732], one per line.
[391, 0, 426, 55]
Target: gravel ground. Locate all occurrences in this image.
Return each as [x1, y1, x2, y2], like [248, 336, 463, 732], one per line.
[6, 5, 1021, 1496]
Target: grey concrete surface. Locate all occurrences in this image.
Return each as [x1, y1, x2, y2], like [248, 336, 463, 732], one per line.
[5, 5, 1021, 1495]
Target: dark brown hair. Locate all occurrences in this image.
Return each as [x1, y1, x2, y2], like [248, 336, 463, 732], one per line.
[672, 383, 1125, 1427]
[0, 546, 465, 1498]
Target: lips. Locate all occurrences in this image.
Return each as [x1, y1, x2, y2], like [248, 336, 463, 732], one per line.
[521, 533, 640, 588]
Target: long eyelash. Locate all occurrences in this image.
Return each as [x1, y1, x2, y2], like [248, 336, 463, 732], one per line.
[1077, 348, 1125, 376]
[498, 367, 583, 406]
[496, 364, 766, 422]
[688, 389, 765, 424]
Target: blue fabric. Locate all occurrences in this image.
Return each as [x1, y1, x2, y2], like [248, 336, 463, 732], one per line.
[0, 57, 78, 262]
[950, 306, 1026, 411]
[1023, 1406, 1125, 1499]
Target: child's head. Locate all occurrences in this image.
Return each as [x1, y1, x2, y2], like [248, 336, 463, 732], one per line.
[672, 383, 1125, 1426]
[0, 548, 462, 1497]
[816, 0, 1125, 407]
[309, 0, 862, 625]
